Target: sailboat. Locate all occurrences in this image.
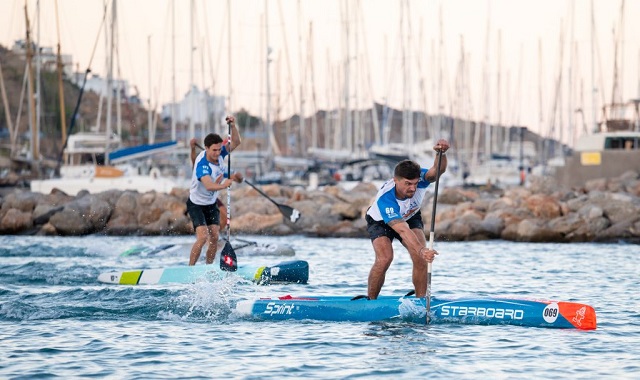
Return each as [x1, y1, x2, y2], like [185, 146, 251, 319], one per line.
[29, 0, 186, 196]
[29, 131, 185, 195]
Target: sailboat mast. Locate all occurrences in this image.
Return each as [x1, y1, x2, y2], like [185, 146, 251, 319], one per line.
[356, 2, 380, 147]
[342, 0, 351, 153]
[590, 0, 597, 133]
[567, 0, 575, 148]
[437, 4, 444, 136]
[35, 0, 42, 159]
[308, 22, 318, 151]
[24, 2, 39, 161]
[482, 2, 491, 163]
[538, 38, 544, 139]
[188, 0, 195, 141]
[227, 0, 232, 114]
[276, 0, 298, 155]
[400, 0, 408, 148]
[264, 0, 280, 156]
[200, 37, 208, 137]
[105, 0, 115, 165]
[353, 0, 361, 156]
[0, 59, 15, 155]
[297, 0, 305, 156]
[115, 21, 122, 140]
[54, 0, 67, 146]
[171, 0, 176, 141]
[495, 30, 502, 153]
[147, 35, 153, 144]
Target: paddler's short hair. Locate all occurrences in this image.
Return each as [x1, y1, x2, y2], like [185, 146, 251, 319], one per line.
[204, 133, 224, 148]
[394, 159, 421, 180]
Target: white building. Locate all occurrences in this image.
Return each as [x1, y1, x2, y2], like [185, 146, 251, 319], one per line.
[70, 73, 132, 100]
[12, 39, 73, 78]
[161, 86, 225, 126]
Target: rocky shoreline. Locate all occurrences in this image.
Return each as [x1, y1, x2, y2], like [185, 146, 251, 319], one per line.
[1, 171, 639, 244]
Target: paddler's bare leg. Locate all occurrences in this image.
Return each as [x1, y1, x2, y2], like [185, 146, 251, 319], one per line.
[403, 228, 428, 297]
[219, 203, 228, 231]
[205, 225, 220, 264]
[189, 225, 209, 265]
[368, 237, 394, 300]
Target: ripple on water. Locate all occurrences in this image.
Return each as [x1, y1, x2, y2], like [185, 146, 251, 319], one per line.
[0, 237, 639, 378]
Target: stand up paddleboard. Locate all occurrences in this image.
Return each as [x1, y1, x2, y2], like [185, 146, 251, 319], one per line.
[119, 239, 295, 258]
[235, 294, 596, 330]
[98, 260, 309, 285]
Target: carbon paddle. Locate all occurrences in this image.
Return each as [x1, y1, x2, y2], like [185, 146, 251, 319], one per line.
[195, 142, 301, 223]
[245, 180, 301, 224]
[426, 149, 444, 324]
[220, 119, 237, 272]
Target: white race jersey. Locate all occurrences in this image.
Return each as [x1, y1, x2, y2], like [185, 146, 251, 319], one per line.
[366, 168, 431, 223]
[189, 146, 229, 205]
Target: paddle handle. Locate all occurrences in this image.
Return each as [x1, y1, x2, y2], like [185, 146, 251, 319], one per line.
[426, 150, 444, 324]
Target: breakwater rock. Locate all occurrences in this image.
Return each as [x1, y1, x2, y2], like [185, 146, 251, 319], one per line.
[1, 170, 639, 243]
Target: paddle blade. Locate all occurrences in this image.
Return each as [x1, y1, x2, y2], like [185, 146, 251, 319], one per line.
[279, 205, 301, 223]
[220, 241, 237, 272]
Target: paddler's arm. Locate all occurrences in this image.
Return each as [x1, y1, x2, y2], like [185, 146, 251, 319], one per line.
[201, 173, 232, 192]
[424, 139, 449, 182]
[190, 138, 198, 167]
[231, 171, 244, 183]
[388, 219, 437, 262]
[225, 115, 242, 152]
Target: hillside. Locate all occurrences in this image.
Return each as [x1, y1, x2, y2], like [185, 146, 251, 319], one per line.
[0, 44, 158, 165]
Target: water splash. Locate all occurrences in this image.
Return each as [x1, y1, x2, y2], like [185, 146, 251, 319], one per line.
[398, 298, 426, 321]
[160, 275, 248, 322]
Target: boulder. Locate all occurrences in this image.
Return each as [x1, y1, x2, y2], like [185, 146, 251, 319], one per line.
[49, 195, 113, 235]
[513, 219, 563, 242]
[0, 208, 33, 233]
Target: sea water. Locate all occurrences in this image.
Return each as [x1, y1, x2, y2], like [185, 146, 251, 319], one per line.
[1, 235, 638, 379]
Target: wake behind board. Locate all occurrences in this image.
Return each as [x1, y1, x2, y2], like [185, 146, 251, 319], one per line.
[119, 244, 184, 257]
[235, 294, 596, 330]
[119, 240, 295, 258]
[98, 260, 308, 285]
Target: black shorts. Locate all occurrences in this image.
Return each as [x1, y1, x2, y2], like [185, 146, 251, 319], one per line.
[365, 211, 424, 242]
[186, 198, 220, 228]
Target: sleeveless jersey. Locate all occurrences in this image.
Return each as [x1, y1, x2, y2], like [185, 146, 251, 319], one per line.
[366, 168, 430, 224]
[189, 146, 229, 205]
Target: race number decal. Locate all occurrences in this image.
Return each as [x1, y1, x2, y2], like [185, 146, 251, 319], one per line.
[385, 207, 397, 219]
[543, 303, 560, 323]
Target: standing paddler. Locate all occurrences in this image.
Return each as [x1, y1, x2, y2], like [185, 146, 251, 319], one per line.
[365, 139, 449, 299]
[186, 115, 243, 266]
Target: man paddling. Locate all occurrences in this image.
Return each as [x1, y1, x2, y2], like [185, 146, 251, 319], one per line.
[190, 140, 228, 231]
[186, 115, 243, 266]
[365, 139, 449, 299]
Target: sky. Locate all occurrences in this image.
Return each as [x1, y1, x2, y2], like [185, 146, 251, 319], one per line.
[1, 0, 639, 146]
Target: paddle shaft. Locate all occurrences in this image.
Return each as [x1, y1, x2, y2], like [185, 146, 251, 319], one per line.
[226, 121, 232, 241]
[245, 179, 281, 208]
[426, 150, 444, 324]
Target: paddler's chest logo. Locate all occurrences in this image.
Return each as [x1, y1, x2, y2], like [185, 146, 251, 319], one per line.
[402, 206, 419, 218]
[400, 200, 419, 218]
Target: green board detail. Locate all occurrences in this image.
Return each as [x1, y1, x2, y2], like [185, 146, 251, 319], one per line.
[253, 266, 266, 282]
[120, 270, 143, 285]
